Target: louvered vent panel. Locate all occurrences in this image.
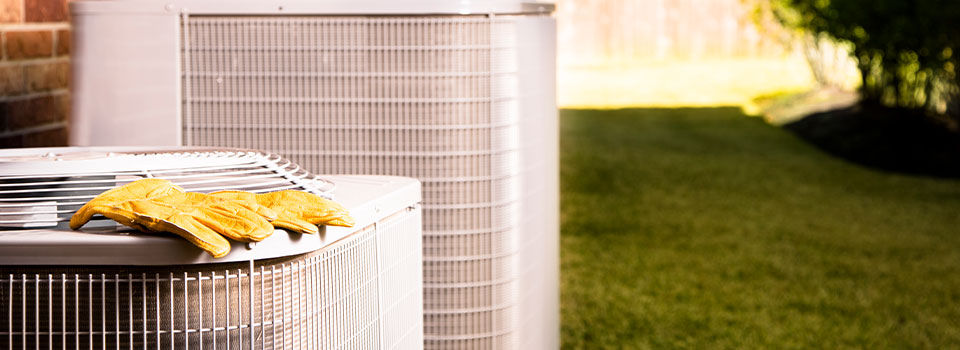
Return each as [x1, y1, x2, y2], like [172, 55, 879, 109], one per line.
[181, 15, 554, 349]
[0, 150, 333, 230]
[0, 206, 422, 349]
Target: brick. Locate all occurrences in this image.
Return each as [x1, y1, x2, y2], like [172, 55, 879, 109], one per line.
[0, 65, 23, 95]
[25, 0, 67, 23]
[1, 95, 62, 130]
[55, 29, 69, 56]
[24, 60, 68, 91]
[0, 0, 21, 23]
[22, 126, 67, 147]
[5, 30, 54, 59]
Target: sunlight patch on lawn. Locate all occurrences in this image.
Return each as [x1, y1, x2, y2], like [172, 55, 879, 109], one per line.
[559, 56, 816, 109]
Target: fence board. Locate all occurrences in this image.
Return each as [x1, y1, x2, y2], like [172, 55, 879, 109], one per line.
[556, 0, 786, 67]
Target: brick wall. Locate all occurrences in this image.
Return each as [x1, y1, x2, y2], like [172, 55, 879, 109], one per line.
[0, 0, 70, 148]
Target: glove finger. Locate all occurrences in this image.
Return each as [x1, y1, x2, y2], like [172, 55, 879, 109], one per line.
[70, 193, 151, 229]
[118, 191, 272, 242]
[79, 205, 143, 230]
[229, 200, 279, 221]
[128, 222, 153, 233]
[303, 209, 356, 227]
[150, 216, 232, 258]
[208, 190, 254, 201]
[299, 202, 343, 217]
[70, 187, 137, 229]
[325, 216, 356, 227]
[197, 204, 276, 242]
[114, 199, 179, 222]
[69, 207, 97, 230]
[207, 191, 278, 222]
[70, 179, 181, 229]
[271, 218, 320, 234]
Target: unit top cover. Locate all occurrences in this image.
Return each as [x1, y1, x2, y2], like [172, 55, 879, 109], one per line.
[0, 147, 420, 265]
[70, 0, 555, 16]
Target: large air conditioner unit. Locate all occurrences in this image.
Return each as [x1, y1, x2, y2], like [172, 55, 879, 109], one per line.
[70, 1, 558, 348]
[0, 147, 423, 349]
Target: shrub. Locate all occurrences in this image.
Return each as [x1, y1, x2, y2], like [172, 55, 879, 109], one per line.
[767, 0, 960, 122]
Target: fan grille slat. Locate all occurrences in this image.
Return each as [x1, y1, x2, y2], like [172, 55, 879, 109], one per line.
[0, 150, 334, 229]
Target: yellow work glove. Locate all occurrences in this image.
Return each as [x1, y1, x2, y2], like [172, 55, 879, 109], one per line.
[69, 178, 183, 230]
[70, 179, 279, 258]
[210, 190, 355, 234]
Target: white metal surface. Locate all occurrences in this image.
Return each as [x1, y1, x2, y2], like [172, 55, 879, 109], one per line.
[70, 0, 554, 16]
[515, 16, 559, 350]
[0, 147, 334, 194]
[0, 148, 421, 265]
[0, 147, 424, 349]
[0, 210, 423, 349]
[70, 4, 558, 348]
[0, 173, 421, 266]
[69, 1, 552, 148]
[70, 13, 182, 146]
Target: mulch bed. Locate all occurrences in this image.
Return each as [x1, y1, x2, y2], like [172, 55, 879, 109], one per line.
[784, 102, 960, 178]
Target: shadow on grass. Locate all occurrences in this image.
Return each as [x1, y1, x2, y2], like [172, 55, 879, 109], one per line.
[784, 102, 960, 178]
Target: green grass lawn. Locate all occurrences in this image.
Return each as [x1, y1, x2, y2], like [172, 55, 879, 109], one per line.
[560, 108, 960, 349]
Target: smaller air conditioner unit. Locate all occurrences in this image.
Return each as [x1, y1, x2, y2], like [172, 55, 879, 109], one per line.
[0, 147, 423, 349]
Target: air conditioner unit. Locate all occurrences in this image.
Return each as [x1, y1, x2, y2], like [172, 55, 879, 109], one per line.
[70, 1, 558, 348]
[0, 147, 423, 349]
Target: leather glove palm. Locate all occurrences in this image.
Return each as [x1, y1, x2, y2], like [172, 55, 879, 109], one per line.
[70, 179, 279, 258]
[210, 190, 355, 234]
[114, 191, 278, 257]
[69, 178, 182, 230]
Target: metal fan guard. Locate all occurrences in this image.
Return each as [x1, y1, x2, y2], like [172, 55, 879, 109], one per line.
[0, 148, 336, 231]
[0, 209, 424, 349]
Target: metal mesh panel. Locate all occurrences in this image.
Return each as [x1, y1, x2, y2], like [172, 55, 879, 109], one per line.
[181, 15, 555, 349]
[0, 206, 423, 349]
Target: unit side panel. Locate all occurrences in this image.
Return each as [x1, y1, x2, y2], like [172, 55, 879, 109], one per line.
[515, 15, 560, 350]
[70, 14, 182, 146]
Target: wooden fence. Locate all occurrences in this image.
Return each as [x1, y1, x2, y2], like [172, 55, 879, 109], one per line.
[555, 0, 789, 67]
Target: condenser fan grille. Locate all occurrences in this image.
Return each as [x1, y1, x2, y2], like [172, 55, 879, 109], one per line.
[180, 14, 557, 349]
[0, 207, 423, 349]
[0, 150, 333, 229]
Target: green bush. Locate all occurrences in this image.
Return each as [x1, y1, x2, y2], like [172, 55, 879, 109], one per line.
[768, 0, 960, 121]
